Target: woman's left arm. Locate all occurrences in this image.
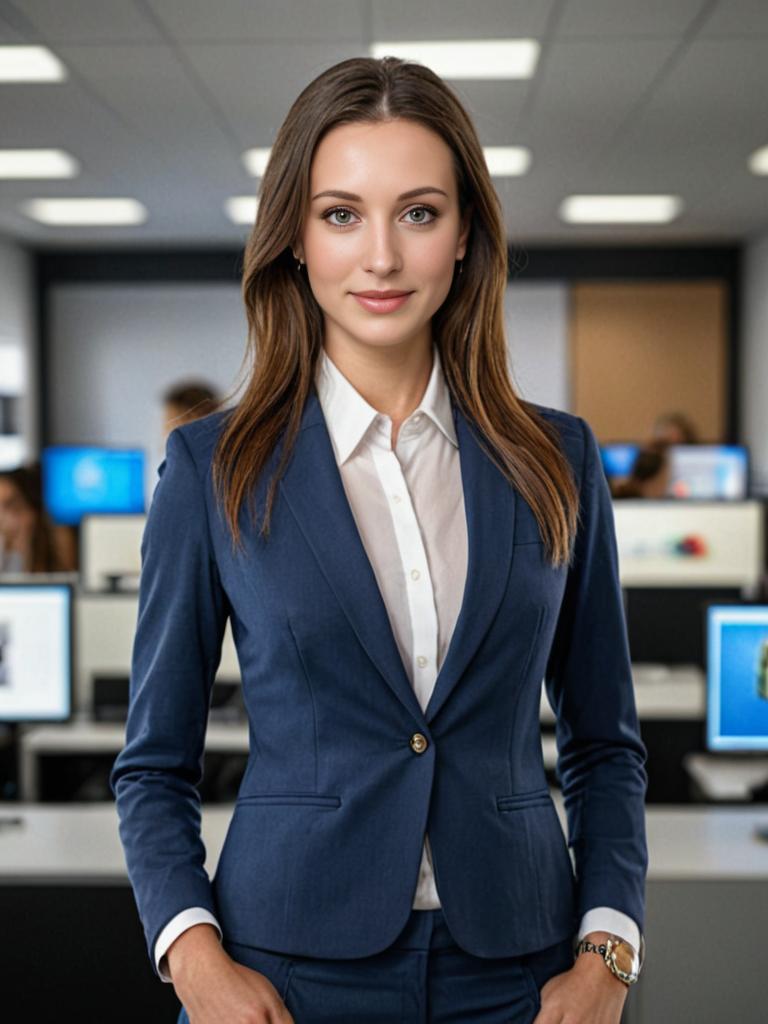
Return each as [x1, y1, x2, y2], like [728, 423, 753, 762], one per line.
[538, 415, 649, 1022]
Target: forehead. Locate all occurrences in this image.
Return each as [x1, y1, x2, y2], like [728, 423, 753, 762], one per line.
[310, 119, 455, 192]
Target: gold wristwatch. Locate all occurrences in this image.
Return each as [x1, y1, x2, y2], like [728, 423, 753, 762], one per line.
[575, 933, 645, 985]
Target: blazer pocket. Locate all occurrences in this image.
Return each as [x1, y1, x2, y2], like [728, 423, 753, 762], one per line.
[236, 792, 342, 808]
[496, 786, 552, 811]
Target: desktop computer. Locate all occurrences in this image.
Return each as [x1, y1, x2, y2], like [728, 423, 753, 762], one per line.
[706, 603, 768, 839]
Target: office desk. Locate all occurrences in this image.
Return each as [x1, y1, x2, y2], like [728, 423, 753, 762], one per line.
[18, 665, 706, 802]
[1, 801, 767, 1022]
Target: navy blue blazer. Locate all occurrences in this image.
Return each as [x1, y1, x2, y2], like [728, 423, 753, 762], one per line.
[110, 387, 648, 979]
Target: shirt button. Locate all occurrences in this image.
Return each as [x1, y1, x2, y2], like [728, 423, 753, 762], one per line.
[412, 414, 422, 423]
[416, 655, 428, 668]
[392, 494, 401, 503]
[411, 569, 420, 580]
[410, 733, 429, 754]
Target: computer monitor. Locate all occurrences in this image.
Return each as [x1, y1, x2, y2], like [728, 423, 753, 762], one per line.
[80, 513, 145, 592]
[600, 443, 749, 500]
[669, 445, 749, 500]
[706, 603, 768, 752]
[0, 582, 73, 723]
[42, 445, 145, 526]
[600, 443, 639, 480]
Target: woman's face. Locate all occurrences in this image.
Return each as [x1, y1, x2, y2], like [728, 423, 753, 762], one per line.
[295, 118, 471, 356]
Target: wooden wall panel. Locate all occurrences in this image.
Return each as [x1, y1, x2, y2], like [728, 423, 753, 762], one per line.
[570, 282, 727, 442]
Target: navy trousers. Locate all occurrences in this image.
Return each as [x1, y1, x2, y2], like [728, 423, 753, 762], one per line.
[176, 907, 575, 1023]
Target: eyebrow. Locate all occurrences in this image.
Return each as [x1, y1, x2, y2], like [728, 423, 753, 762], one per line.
[311, 186, 449, 202]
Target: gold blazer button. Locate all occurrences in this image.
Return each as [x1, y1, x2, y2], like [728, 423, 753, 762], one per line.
[410, 733, 428, 754]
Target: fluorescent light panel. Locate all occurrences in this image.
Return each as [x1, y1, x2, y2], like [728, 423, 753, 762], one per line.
[369, 39, 539, 79]
[748, 145, 768, 175]
[560, 195, 683, 224]
[484, 146, 531, 176]
[0, 45, 66, 82]
[20, 198, 147, 225]
[0, 149, 79, 178]
[225, 196, 259, 225]
[242, 148, 271, 177]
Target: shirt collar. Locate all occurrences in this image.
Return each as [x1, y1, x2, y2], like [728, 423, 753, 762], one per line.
[314, 343, 458, 465]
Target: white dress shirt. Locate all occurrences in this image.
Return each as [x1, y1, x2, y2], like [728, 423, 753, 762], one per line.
[154, 342, 641, 981]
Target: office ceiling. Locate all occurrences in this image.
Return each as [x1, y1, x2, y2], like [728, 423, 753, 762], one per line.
[0, 0, 767, 248]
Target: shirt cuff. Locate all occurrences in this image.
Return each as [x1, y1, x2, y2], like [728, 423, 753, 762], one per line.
[155, 907, 223, 983]
[577, 907, 641, 953]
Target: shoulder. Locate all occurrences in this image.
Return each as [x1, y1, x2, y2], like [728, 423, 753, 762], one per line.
[167, 408, 234, 477]
[525, 401, 590, 475]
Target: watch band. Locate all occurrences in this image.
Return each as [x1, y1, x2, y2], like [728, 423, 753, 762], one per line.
[575, 934, 643, 986]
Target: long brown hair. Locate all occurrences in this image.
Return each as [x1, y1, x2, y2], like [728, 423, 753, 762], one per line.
[212, 56, 580, 568]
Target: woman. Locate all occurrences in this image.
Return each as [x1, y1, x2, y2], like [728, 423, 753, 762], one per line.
[111, 56, 647, 1024]
[0, 464, 76, 573]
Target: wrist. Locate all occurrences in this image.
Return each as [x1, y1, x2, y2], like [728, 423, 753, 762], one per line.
[166, 923, 225, 983]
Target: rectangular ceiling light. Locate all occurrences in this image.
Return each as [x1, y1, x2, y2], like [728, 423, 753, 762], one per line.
[748, 145, 768, 175]
[242, 148, 272, 177]
[0, 45, 66, 82]
[483, 146, 531, 176]
[0, 149, 78, 178]
[559, 195, 683, 224]
[20, 198, 147, 225]
[369, 40, 539, 79]
[225, 196, 259, 225]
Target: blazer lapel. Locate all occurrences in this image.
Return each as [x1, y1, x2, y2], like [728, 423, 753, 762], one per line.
[279, 385, 516, 726]
[424, 402, 516, 723]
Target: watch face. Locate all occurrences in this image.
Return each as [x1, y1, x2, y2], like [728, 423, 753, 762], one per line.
[610, 941, 637, 977]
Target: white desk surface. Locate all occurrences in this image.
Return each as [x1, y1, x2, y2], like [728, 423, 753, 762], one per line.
[1, 799, 767, 884]
[19, 719, 249, 752]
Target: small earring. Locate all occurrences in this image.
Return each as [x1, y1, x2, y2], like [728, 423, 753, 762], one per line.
[293, 252, 303, 271]
[457, 259, 463, 276]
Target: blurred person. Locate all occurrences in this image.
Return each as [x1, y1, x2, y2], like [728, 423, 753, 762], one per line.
[111, 56, 647, 1024]
[162, 380, 220, 438]
[652, 410, 699, 445]
[0, 463, 77, 573]
[612, 441, 672, 499]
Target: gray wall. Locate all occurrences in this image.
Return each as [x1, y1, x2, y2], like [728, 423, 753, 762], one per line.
[48, 282, 248, 502]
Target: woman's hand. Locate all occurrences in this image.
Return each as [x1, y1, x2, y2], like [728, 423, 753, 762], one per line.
[168, 924, 295, 1024]
[531, 932, 629, 1024]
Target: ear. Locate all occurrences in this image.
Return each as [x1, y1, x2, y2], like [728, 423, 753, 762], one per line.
[456, 205, 472, 260]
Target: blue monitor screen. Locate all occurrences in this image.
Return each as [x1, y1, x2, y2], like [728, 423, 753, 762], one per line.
[600, 443, 749, 500]
[600, 443, 640, 478]
[42, 446, 145, 525]
[707, 604, 768, 751]
[668, 445, 748, 499]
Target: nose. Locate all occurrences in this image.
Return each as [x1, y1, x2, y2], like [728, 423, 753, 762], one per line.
[362, 217, 403, 276]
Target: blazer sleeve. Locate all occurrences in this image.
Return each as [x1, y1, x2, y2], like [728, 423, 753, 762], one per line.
[544, 415, 649, 933]
[109, 426, 231, 979]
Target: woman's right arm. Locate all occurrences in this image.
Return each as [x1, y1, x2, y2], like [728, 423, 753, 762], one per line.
[108, 427, 294, 1021]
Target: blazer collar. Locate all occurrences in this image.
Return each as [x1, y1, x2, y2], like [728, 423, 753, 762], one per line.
[280, 371, 516, 725]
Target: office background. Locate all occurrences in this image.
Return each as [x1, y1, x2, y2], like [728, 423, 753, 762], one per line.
[2, 2, 768, 1022]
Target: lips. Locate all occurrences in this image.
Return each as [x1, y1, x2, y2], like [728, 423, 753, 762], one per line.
[352, 290, 412, 298]
[351, 292, 413, 314]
